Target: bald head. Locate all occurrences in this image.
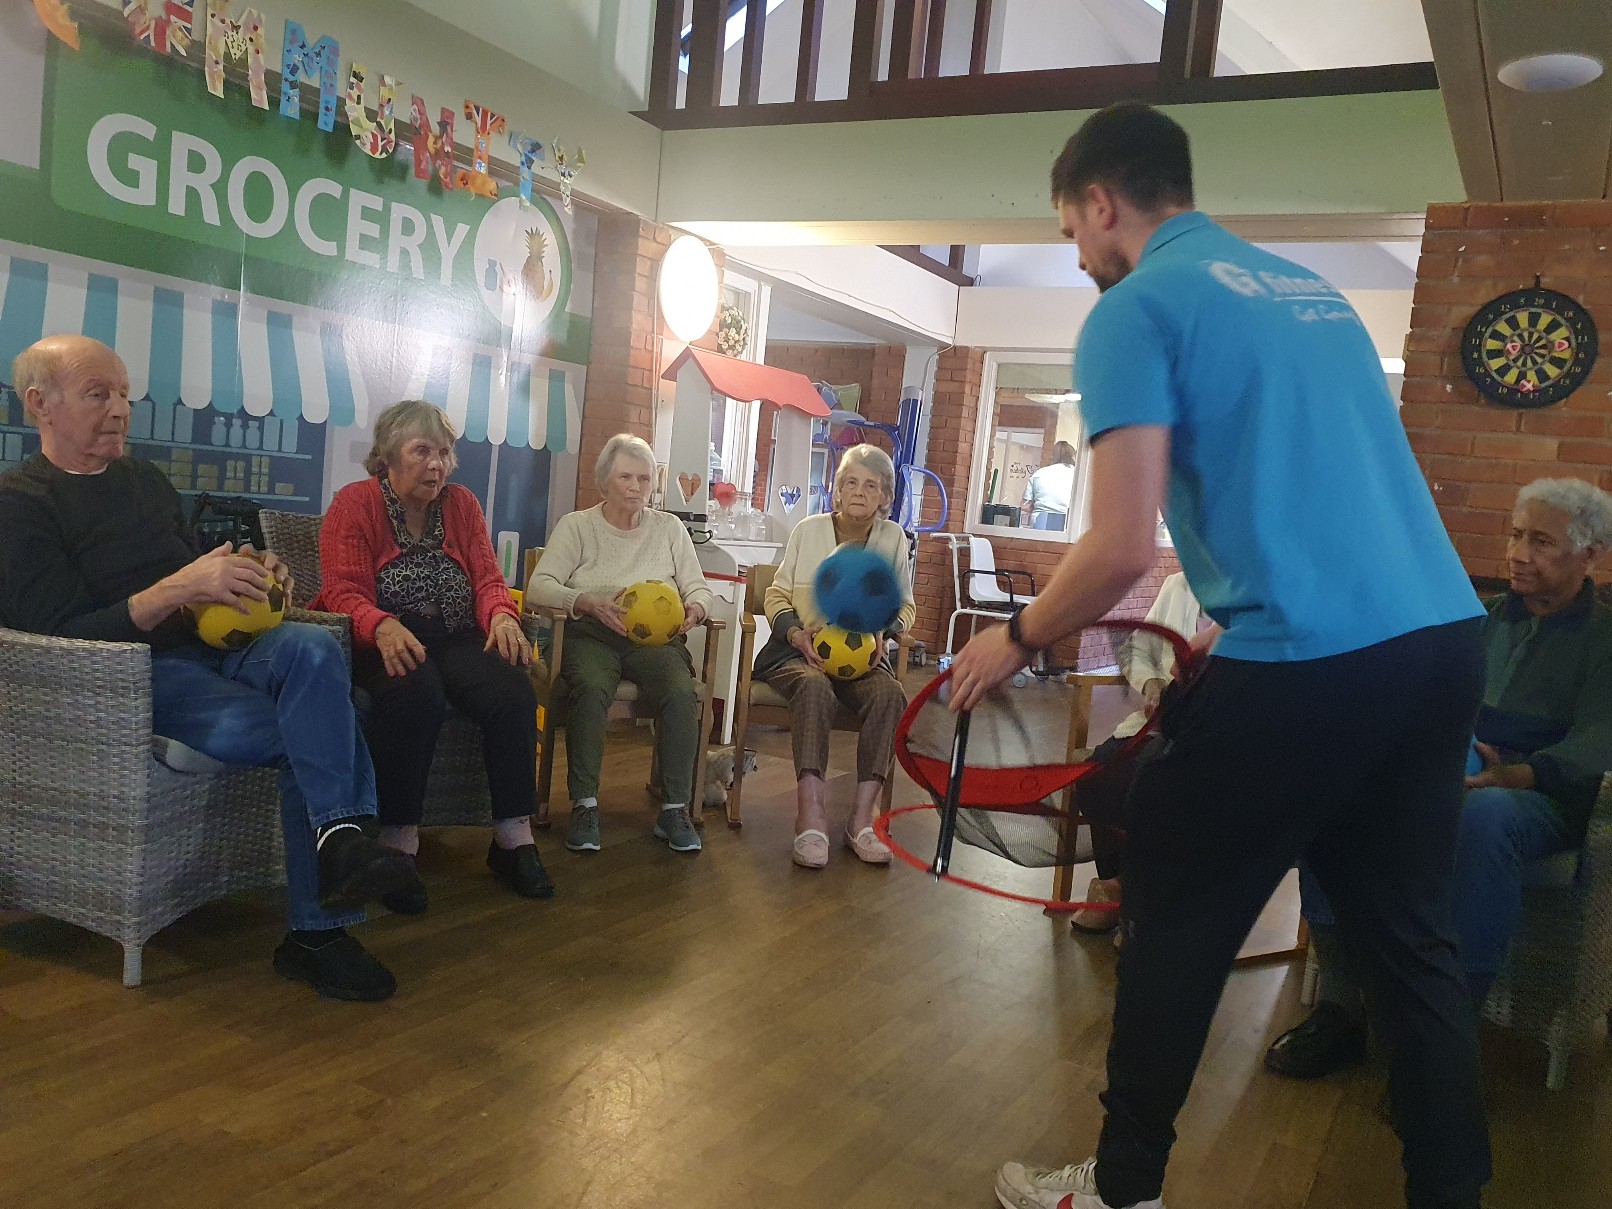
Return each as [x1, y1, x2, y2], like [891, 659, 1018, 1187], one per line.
[15, 335, 132, 473]
[13, 334, 117, 400]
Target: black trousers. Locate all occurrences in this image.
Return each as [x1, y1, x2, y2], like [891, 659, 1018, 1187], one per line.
[1094, 619, 1490, 1209]
[1074, 732, 1164, 880]
[355, 615, 538, 826]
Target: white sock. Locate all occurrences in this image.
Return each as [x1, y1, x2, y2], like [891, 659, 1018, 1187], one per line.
[493, 816, 534, 850]
[379, 825, 419, 856]
[661, 802, 686, 814]
[573, 797, 598, 811]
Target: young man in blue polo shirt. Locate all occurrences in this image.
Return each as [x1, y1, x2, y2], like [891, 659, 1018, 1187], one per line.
[950, 103, 1490, 1209]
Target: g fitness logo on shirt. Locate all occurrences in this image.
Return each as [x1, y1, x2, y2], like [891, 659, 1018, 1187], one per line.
[1203, 260, 1360, 327]
[1207, 260, 1267, 298]
[1205, 260, 1341, 302]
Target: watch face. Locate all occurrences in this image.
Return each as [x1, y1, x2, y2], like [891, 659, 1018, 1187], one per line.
[1461, 287, 1598, 409]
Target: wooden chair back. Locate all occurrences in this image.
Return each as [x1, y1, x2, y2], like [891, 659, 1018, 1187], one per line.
[744, 564, 776, 616]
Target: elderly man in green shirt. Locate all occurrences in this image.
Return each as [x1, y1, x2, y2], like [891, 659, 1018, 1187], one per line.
[1269, 476, 1612, 1079]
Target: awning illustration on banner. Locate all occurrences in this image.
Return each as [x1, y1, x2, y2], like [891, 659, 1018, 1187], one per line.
[0, 243, 581, 453]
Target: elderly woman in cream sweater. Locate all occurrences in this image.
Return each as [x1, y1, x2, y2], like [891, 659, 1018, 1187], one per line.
[755, 444, 916, 869]
[528, 434, 714, 855]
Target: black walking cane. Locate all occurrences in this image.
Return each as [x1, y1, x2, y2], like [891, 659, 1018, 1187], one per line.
[930, 707, 972, 878]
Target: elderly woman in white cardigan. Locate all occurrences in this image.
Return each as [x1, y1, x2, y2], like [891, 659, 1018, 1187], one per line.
[755, 444, 916, 869]
[528, 434, 714, 856]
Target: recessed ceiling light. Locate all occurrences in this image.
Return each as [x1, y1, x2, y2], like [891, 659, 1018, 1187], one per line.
[1497, 52, 1604, 93]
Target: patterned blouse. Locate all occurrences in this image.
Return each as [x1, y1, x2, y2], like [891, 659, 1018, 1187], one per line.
[375, 476, 475, 633]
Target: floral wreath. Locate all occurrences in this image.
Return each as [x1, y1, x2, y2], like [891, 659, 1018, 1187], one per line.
[717, 302, 749, 357]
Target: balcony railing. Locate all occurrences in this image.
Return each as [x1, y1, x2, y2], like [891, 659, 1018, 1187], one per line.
[640, 0, 1438, 130]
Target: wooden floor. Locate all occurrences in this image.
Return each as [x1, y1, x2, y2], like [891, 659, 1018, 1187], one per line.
[1, 689, 1609, 1209]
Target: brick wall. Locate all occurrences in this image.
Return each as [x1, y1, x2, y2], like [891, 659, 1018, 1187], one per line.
[908, 348, 1174, 666]
[1404, 200, 1612, 579]
[578, 216, 722, 511]
[753, 342, 905, 508]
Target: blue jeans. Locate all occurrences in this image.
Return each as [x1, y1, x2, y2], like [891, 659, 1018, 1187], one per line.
[150, 623, 377, 931]
[1451, 786, 1575, 979]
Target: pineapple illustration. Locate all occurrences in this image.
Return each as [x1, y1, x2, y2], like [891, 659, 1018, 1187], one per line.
[520, 228, 557, 303]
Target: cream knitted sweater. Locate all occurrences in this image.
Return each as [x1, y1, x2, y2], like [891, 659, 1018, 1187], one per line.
[764, 513, 915, 633]
[527, 505, 714, 618]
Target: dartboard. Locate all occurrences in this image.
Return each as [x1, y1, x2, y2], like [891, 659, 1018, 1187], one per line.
[1461, 286, 1598, 408]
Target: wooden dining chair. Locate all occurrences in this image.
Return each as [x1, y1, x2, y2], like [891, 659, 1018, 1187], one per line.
[521, 548, 723, 825]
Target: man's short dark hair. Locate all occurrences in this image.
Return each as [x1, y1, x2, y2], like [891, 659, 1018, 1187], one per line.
[1051, 102, 1194, 213]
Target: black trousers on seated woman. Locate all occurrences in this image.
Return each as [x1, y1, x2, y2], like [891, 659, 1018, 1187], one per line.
[354, 613, 538, 825]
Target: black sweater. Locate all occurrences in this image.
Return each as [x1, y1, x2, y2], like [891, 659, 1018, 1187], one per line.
[0, 454, 197, 651]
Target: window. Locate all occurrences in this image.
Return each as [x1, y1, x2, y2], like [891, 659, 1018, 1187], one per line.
[707, 271, 770, 493]
[969, 355, 1092, 545]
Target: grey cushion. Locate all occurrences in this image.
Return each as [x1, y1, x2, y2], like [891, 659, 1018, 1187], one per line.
[151, 735, 230, 774]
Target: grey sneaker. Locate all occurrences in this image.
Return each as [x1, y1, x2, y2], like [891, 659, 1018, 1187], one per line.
[654, 807, 702, 852]
[565, 804, 601, 852]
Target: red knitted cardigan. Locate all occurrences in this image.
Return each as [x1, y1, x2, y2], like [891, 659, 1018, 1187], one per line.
[310, 476, 518, 649]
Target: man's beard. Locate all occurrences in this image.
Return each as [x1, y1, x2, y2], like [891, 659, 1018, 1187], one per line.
[1089, 255, 1132, 293]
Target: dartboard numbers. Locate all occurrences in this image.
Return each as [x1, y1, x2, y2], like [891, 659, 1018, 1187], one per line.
[1461, 288, 1598, 409]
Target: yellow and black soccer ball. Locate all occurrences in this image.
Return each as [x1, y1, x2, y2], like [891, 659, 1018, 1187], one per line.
[620, 580, 684, 646]
[189, 580, 287, 651]
[814, 624, 879, 680]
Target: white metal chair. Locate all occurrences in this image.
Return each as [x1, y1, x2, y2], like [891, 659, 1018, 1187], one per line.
[940, 533, 1038, 656]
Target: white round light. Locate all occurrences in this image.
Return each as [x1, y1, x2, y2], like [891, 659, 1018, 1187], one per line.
[658, 235, 720, 343]
[1497, 53, 1604, 93]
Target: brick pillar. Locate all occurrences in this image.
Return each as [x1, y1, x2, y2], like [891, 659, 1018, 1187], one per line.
[577, 214, 668, 509]
[912, 348, 985, 654]
[1402, 200, 1612, 580]
[865, 344, 906, 427]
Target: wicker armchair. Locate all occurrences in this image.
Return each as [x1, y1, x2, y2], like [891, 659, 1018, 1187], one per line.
[0, 626, 286, 987]
[1481, 772, 1612, 1089]
[259, 509, 495, 827]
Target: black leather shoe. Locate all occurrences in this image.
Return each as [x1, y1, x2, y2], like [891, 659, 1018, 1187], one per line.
[317, 825, 425, 912]
[381, 854, 429, 915]
[273, 930, 397, 1001]
[1264, 1002, 1369, 1079]
[486, 841, 555, 899]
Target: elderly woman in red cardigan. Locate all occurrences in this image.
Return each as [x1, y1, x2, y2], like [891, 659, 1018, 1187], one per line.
[312, 400, 550, 912]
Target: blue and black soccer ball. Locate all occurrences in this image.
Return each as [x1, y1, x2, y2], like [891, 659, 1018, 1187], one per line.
[813, 545, 902, 635]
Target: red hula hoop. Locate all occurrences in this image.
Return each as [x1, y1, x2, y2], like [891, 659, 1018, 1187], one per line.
[882, 619, 1203, 913]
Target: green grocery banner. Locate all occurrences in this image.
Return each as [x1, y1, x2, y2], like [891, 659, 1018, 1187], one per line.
[0, 11, 592, 550]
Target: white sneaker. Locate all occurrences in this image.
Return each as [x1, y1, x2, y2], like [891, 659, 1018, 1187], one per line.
[995, 1158, 1164, 1209]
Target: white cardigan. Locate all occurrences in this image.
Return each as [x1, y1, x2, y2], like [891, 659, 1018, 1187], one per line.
[1112, 571, 1207, 739]
[763, 513, 916, 635]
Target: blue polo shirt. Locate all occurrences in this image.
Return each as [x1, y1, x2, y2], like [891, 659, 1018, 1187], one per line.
[1076, 212, 1480, 662]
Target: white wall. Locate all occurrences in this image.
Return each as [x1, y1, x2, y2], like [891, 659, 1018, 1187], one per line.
[400, 0, 656, 112]
[956, 287, 1414, 359]
[726, 245, 960, 344]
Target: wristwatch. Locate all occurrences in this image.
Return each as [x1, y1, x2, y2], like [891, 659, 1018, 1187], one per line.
[1007, 609, 1038, 654]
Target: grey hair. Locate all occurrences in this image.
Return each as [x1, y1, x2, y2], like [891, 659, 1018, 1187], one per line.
[1518, 477, 1612, 551]
[595, 433, 657, 491]
[832, 443, 897, 520]
[12, 343, 68, 402]
[365, 400, 458, 476]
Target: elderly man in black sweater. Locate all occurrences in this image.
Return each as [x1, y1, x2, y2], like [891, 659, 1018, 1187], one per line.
[0, 334, 422, 1000]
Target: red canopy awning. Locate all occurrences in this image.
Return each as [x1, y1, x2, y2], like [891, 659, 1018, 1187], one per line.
[662, 346, 830, 417]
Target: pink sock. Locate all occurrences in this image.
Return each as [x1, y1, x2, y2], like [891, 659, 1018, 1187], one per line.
[494, 816, 534, 850]
[379, 825, 419, 855]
